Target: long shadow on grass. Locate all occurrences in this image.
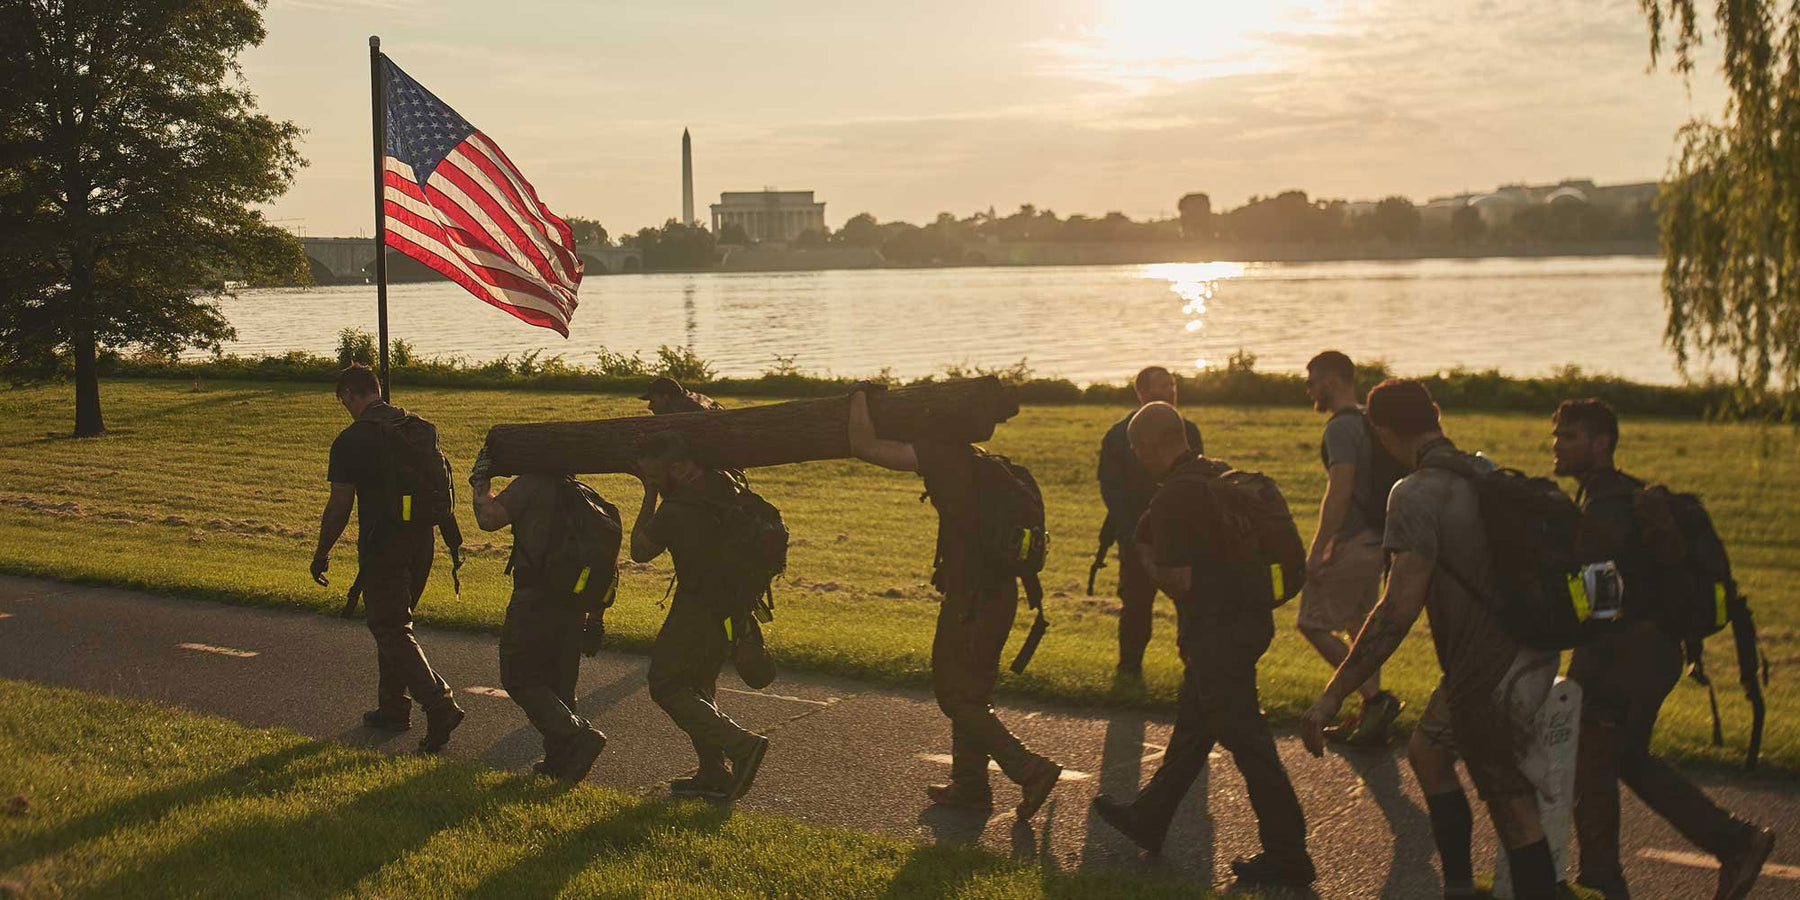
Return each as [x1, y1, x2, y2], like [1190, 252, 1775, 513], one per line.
[0, 742, 343, 872]
[79, 754, 568, 897]
[463, 796, 731, 899]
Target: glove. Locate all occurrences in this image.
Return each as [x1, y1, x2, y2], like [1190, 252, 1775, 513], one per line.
[581, 616, 605, 657]
[468, 443, 493, 488]
[310, 554, 330, 587]
[849, 380, 888, 396]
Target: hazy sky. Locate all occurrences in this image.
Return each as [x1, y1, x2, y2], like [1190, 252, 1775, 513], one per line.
[247, 0, 1725, 238]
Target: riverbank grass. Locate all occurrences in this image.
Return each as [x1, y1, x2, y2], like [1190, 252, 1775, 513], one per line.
[1, 379, 1794, 770]
[0, 679, 1208, 899]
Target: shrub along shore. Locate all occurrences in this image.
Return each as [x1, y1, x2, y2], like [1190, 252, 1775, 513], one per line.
[64, 327, 1794, 420]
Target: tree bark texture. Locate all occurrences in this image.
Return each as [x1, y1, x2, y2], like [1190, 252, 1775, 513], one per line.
[72, 333, 104, 437]
[483, 377, 1019, 475]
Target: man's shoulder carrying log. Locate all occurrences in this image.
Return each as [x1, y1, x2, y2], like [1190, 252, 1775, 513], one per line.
[483, 377, 1020, 475]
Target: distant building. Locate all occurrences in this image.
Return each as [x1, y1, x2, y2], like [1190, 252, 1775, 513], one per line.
[1421, 179, 1659, 226]
[710, 190, 826, 243]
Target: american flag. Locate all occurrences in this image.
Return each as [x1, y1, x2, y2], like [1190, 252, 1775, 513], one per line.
[380, 56, 582, 335]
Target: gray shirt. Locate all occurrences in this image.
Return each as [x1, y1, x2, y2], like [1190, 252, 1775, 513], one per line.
[1382, 440, 1521, 701]
[1320, 408, 1377, 541]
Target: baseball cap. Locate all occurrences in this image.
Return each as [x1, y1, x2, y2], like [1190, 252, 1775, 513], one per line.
[638, 376, 681, 400]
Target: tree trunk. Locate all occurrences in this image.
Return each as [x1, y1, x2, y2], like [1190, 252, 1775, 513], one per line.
[484, 376, 1019, 475]
[72, 327, 104, 436]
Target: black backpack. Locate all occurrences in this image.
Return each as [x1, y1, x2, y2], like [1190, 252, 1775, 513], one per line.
[1423, 452, 1596, 651]
[1167, 456, 1307, 608]
[968, 451, 1051, 673]
[1628, 482, 1767, 769]
[699, 472, 789, 620]
[1328, 408, 1408, 532]
[375, 411, 464, 589]
[508, 478, 623, 614]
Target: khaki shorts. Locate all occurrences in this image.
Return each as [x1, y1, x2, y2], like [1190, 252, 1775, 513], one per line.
[1416, 648, 1560, 801]
[1296, 531, 1384, 633]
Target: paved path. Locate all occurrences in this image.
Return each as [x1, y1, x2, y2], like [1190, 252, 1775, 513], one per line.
[1, 575, 1794, 898]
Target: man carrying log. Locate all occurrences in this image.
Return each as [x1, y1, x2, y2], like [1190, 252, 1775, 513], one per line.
[846, 384, 1063, 821]
[629, 432, 771, 801]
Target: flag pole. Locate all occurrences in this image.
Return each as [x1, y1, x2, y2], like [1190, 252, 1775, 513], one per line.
[369, 35, 391, 401]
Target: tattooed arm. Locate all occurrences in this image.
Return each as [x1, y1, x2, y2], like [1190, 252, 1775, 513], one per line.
[1300, 550, 1432, 755]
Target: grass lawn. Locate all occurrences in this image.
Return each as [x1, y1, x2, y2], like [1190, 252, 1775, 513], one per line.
[2, 379, 1795, 770]
[0, 678, 1212, 899]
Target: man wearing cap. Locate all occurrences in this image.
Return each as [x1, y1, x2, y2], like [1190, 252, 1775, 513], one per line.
[641, 377, 724, 415]
[630, 431, 771, 802]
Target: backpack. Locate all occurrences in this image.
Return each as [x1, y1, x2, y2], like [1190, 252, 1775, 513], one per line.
[1422, 452, 1596, 651]
[508, 478, 623, 614]
[342, 410, 465, 618]
[1327, 408, 1408, 533]
[699, 472, 789, 620]
[1168, 456, 1307, 608]
[1626, 482, 1767, 769]
[963, 450, 1051, 673]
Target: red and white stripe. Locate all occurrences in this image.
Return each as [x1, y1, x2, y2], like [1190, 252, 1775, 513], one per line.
[382, 133, 583, 335]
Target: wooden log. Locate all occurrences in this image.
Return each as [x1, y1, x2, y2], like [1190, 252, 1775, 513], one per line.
[483, 376, 1019, 475]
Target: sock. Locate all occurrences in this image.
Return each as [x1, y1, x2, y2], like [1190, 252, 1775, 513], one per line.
[1505, 838, 1557, 900]
[1424, 790, 1474, 886]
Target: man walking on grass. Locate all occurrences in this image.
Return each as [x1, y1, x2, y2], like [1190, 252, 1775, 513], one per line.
[1091, 402, 1315, 888]
[630, 432, 771, 801]
[847, 383, 1063, 821]
[468, 459, 610, 782]
[1300, 351, 1404, 746]
[310, 364, 464, 754]
[1301, 379, 1559, 900]
[1097, 365, 1203, 675]
[1552, 399, 1775, 900]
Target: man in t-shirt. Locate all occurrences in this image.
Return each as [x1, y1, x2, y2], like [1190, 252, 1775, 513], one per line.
[1300, 350, 1403, 745]
[468, 461, 609, 782]
[1096, 365, 1203, 674]
[310, 364, 464, 754]
[846, 385, 1063, 821]
[1552, 399, 1775, 900]
[630, 432, 771, 801]
[1090, 402, 1314, 888]
[1299, 379, 1559, 900]
[641, 376, 724, 415]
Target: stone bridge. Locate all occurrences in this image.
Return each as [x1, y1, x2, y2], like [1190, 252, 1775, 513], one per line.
[300, 237, 641, 284]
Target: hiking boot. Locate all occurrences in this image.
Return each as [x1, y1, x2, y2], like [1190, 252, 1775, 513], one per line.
[554, 728, 606, 782]
[1348, 691, 1405, 746]
[362, 708, 411, 732]
[925, 782, 993, 810]
[672, 768, 734, 800]
[1014, 758, 1062, 822]
[726, 734, 770, 801]
[1230, 852, 1317, 887]
[416, 703, 465, 755]
[1091, 793, 1164, 855]
[1714, 825, 1776, 900]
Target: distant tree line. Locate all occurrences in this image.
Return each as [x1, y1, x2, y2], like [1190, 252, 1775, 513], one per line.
[561, 186, 1660, 271]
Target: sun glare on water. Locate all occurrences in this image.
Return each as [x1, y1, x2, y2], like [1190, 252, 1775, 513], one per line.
[1140, 262, 1248, 370]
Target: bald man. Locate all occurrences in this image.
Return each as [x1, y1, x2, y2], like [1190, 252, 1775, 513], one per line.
[1091, 402, 1315, 887]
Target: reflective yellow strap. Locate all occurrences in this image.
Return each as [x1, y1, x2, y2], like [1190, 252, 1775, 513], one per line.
[401, 495, 412, 522]
[1567, 573, 1592, 622]
[1270, 563, 1285, 599]
[1017, 530, 1032, 562]
[723, 618, 734, 641]
[1714, 582, 1729, 628]
[574, 566, 590, 594]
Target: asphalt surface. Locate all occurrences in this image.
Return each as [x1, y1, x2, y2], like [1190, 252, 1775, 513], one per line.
[1, 574, 1795, 898]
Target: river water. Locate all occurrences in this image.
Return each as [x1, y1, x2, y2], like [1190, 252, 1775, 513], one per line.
[218, 255, 1689, 385]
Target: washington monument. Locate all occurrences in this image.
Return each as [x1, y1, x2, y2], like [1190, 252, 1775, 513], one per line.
[681, 128, 695, 226]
